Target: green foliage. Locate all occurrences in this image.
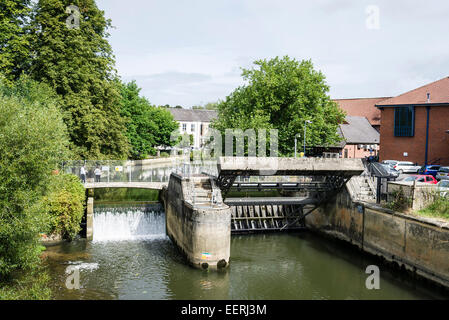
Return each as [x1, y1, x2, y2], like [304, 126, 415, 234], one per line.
[0, 266, 51, 300]
[0, 0, 32, 83]
[0, 77, 70, 276]
[386, 187, 411, 212]
[192, 102, 219, 110]
[119, 81, 178, 159]
[27, 0, 130, 159]
[212, 56, 346, 156]
[41, 174, 85, 240]
[419, 192, 449, 221]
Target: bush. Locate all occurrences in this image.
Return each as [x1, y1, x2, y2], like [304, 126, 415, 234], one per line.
[0, 77, 70, 277]
[385, 187, 411, 212]
[41, 174, 85, 240]
[0, 266, 51, 300]
[160, 152, 170, 158]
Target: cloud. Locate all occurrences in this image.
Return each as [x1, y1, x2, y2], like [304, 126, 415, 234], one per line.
[97, 0, 449, 106]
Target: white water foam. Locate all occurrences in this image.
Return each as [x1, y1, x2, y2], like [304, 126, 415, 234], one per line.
[93, 206, 166, 242]
[65, 261, 99, 273]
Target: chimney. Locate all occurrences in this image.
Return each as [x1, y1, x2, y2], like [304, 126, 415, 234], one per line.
[427, 93, 431, 103]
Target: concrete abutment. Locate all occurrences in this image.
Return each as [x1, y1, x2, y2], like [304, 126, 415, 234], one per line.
[162, 173, 231, 270]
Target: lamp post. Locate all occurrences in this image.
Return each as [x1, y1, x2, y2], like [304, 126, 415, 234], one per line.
[294, 133, 301, 158]
[303, 120, 312, 157]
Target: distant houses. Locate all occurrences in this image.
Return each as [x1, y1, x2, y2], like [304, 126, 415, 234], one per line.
[168, 108, 217, 149]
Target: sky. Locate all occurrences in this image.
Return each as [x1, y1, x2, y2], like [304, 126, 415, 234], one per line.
[96, 0, 449, 107]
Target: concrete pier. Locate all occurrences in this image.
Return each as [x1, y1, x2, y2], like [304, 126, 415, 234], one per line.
[86, 197, 94, 241]
[162, 173, 231, 270]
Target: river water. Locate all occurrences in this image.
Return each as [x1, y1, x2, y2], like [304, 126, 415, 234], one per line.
[43, 203, 446, 300]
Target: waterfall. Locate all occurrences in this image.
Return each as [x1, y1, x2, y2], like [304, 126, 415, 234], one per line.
[93, 204, 166, 242]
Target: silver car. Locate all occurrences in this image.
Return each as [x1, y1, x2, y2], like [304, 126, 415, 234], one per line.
[437, 180, 449, 197]
[436, 167, 449, 181]
[393, 161, 421, 174]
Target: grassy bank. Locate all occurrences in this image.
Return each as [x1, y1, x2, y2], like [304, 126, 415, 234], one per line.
[418, 194, 449, 221]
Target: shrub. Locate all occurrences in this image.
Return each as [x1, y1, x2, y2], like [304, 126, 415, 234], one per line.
[419, 192, 449, 220]
[41, 174, 85, 240]
[386, 187, 411, 212]
[0, 77, 70, 277]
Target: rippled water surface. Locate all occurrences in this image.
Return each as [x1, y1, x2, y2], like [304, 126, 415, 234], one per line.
[44, 206, 446, 300]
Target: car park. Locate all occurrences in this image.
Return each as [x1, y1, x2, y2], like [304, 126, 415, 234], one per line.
[418, 165, 441, 177]
[436, 167, 449, 181]
[393, 161, 421, 174]
[402, 174, 438, 184]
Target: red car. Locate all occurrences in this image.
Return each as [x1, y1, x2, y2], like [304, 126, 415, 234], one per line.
[402, 175, 438, 184]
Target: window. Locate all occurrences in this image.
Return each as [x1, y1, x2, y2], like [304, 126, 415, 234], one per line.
[191, 124, 195, 132]
[394, 106, 414, 137]
[182, 123, 187, 132]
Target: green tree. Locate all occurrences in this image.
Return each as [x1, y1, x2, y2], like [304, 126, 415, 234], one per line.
[0, 0, 32, 83]
[212, 56, 346, 156]
[192, 102, 219, 110]
[120, 81, 178, 159]
[0, 77, 71, 277]
[29, 0, 129, 159]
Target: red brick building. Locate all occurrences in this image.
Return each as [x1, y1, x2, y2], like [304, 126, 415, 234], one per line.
[376, 77, 449, 166]
[334, 97, 391, 132]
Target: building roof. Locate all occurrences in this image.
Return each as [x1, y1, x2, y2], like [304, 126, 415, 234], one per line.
[333, 97, 391, 126]
[168, 108, 218, 122]
[339, 116, 380, 144]
[376, 77, 449, 106]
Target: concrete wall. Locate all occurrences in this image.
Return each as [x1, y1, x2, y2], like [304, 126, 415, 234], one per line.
[387, 181, 436, 211]
[162, 173, 231, 270]
[306, 187, 449, 288]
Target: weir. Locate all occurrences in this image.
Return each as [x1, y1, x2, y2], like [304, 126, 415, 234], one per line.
[161, 157, 364, 270]
[92, 204, 165, 241]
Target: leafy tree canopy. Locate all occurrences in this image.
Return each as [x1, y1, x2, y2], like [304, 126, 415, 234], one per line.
[212, 56, 345, 156]
[0, 0, 32, 83]
[120, 81, 178, 159]
[28, 0, 129, 159]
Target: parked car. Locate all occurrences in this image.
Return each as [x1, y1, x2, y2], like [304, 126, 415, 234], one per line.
[393, 161, 421, 174]
[436, 167, 449, 181]
[402, 174, 438, 184]
[379, 163, 400, 178]
[382, 160, 398, 167]
[437, 180, 449, 197]
[418, 165, 441, 177]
